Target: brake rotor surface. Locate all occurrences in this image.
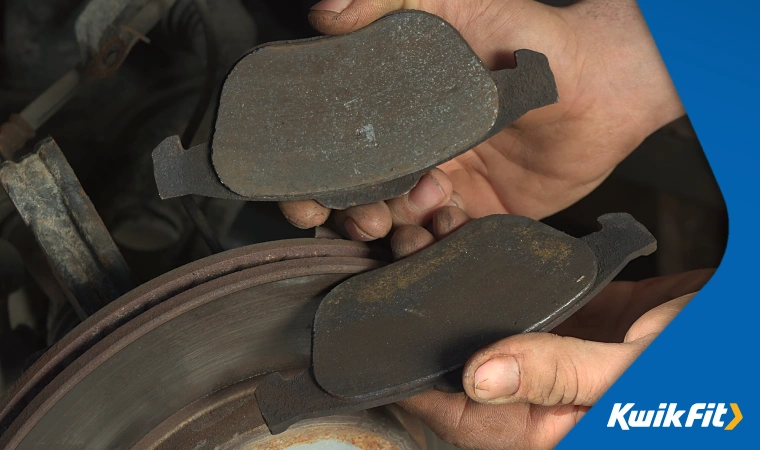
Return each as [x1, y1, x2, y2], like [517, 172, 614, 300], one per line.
[0, 239, 400, 449]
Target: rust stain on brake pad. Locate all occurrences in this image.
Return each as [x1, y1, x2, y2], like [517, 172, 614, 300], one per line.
[311, 215, 597, 400]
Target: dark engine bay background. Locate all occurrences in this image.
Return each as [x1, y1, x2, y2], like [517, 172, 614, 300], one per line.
[0, 0, 727, 394]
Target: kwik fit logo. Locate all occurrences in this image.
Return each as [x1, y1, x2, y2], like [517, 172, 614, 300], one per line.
[607, 403, 743, 430]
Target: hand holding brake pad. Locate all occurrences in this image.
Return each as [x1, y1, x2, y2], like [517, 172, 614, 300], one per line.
[254, 213, 657, 433]
[151, 10, 559, 209]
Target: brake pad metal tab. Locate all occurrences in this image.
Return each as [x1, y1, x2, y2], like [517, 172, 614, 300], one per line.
[254, 213, 657, 433]
[152, 10, 558, 209]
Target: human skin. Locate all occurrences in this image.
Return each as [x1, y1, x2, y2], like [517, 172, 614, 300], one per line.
[388, 206, 712, 449]
[279, 0, 684, 237]
[275, 1, 703, 447]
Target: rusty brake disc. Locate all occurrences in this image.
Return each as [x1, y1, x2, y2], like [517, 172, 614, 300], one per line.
[0, 239, 449, 449]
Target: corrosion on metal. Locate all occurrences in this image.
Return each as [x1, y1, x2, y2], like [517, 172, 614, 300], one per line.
[139, 373, 422, 450]
[75, 0, 176, 78]
[0, 239, 383, 439]
[86, 36, 128, 78]
[244, 415, 419, 450]
[0, 138, 135, 319]
[255, 213, 657, 433]
[151, 10, 558, 209]
[0, 239, 387, 449]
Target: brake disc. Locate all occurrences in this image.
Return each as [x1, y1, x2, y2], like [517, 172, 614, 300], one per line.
[0, 239, 437, 449]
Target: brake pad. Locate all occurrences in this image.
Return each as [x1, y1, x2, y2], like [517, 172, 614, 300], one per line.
[152, 10, 558, 209]
[255, 213, 657, 433]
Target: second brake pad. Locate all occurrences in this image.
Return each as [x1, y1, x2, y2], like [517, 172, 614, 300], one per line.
[152, 10, 558, 209]
[312, 214, 598, 399]
[255, 213, 657, 433]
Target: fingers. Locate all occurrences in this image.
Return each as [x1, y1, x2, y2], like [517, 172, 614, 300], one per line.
[386, 169, 454, 227]
[278, 169, 457, 241]
[467, 288, 693, 407]
[309, 0, 419, 35]
[334, 169, 455, 242]
[463, 333, 651, 407]
[432, 205, 471, 239]
[307, 0, 561, 71]
[332, 201, 393, 241]
[278, 200, 331, 229]
[390, 225, 435, 259]
[459, 293, 696, 408]
[390, 206, 471, 259]
[398, 391, 586, 450]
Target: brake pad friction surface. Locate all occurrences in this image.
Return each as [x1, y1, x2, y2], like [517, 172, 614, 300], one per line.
[212, 10, 500, 200]
[312, 214, 598, 400]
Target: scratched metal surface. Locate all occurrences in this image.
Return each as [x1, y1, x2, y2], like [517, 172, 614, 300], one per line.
[211, 10, 499, 200]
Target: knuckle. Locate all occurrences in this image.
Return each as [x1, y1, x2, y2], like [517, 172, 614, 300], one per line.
[386, 196, 416, 225]
[279, 201, 328, 228]
[428, 168, 454, 194]
[348, 207, 391, 238]
[515, 336, 583, 406]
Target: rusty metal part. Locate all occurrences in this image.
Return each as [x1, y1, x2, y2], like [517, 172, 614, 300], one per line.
[0, 239, 384, 438]
[239, 410, 424, 450]
[0, 138, 135, 319]
[0, 115, 34, 162]
[76, 0, 178, 78]
[0, 239, 395, 449]
[86, 37, 129, 78]
[2, 261, 377, 449]
[0, 0, 177, 161]
[151, 10, 558, 209]
[255, 213, 657, 433]
[255, 370, 435, 436]
[133, 373, 425, 450]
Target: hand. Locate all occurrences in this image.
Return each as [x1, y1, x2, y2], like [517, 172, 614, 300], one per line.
[389, 207, 713, 450]
[280, 0, 683, 237]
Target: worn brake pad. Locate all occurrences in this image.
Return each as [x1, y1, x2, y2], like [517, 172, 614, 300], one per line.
[152, 10, 558, 209]
[255, 213, 656, 433]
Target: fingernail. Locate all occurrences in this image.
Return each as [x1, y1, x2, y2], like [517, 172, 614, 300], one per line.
[473, 356, 519, 401]
[311, 0, 353, 13]
[408, 175, 445, 213]
[344, 217, 374, 241]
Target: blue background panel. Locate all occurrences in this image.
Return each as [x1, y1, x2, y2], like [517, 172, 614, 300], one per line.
[561, 1, 759, 448]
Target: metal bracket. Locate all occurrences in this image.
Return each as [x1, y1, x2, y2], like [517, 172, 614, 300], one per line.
[0, 138, 135, 318]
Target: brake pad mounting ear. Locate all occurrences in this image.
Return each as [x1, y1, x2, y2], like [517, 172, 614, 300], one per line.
[152, 10, 558, 209]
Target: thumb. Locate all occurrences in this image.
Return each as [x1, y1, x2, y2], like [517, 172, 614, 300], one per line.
[462, 293, 698, 407]
[309, 0, 420, 35]
[462, 332, 653, 407]
[307, 0, 561, 68]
